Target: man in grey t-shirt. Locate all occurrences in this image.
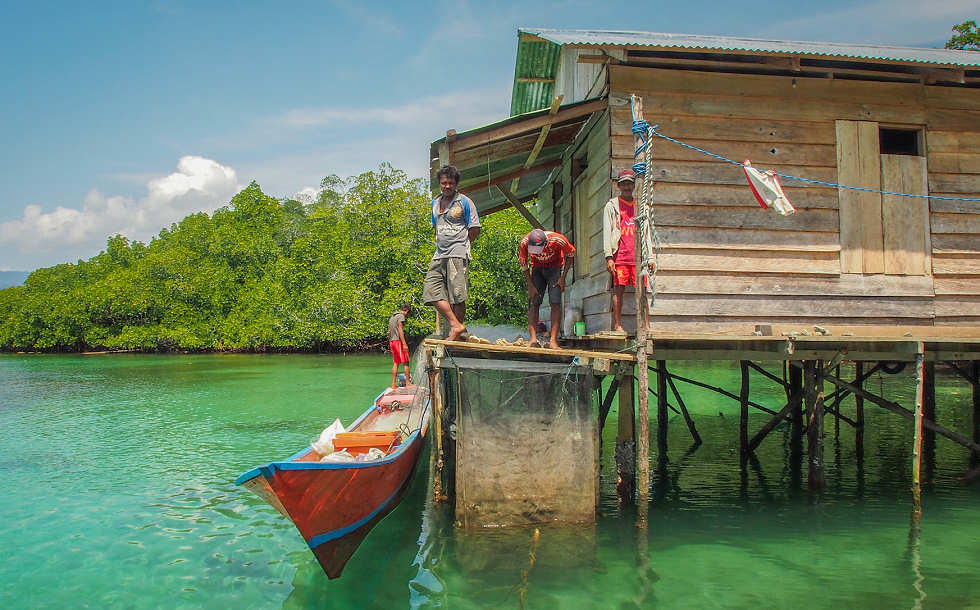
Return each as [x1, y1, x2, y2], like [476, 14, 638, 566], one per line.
[422, 165, 480, 341]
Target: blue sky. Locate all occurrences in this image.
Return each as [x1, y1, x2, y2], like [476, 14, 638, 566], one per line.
[0, 0, 974, 271]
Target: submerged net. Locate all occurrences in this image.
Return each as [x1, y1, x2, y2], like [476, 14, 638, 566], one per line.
[440, 356, 597, 527]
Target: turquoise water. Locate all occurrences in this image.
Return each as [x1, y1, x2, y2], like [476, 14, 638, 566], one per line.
[1, 354, 978, 608]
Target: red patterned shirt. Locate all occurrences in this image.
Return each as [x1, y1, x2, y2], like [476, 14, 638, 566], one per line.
[614, 197, 636, 266]
[518, 231, 576, 269]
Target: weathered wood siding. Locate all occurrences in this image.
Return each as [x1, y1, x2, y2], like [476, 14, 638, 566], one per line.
[554, 64, 980, 333]
[926, 87, 980, 326]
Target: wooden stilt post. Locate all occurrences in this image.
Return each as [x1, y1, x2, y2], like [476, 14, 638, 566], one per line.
[806, 360, 826, 490]
[616, 372, 636, 503]
[973, 361, 980, 467]
[656, 360, 668, 455]
[912, 346, 925, 520]
[833, 364, 841, 441]
[789, 362, 803, 485]
[739, 360, 749, 469]
[923, 360, 936, 485]
[855, 361, 865, 460]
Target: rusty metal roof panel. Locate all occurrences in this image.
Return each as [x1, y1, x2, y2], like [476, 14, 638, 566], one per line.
[519, 28, 980, 67]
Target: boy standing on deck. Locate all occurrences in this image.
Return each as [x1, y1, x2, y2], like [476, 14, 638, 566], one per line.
[388, 304, 413, 389]
[519, 228, 576, 349]
[423, 165, 481, 341]
[603, 169, 655, 333]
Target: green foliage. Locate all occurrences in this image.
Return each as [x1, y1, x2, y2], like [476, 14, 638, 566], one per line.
[0, 164, 532, 352]
[946, 20, 980, 50]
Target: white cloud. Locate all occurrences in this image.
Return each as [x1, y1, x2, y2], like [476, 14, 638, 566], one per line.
[0, 156, 241, 269]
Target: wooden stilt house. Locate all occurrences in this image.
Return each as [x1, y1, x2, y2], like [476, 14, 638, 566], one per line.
[430, 29, 980, 337]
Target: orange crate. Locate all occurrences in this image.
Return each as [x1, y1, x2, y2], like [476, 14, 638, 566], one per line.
[333, 431, 401, 456]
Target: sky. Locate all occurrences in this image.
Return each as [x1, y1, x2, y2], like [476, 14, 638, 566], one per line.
[1, 0, 976, 271]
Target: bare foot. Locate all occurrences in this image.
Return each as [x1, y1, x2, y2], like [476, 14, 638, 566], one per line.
[529, 340, 541, 348]
[548, 342, 563, 350]
[613, 325, 627, 333]
[447, 325, 467, 341]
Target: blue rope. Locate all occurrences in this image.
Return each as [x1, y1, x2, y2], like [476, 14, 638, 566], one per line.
[637, 123, 980, 203]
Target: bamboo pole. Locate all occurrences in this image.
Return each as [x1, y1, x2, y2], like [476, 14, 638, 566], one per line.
[630, 94, 651, 517]
[427, 350, 445, 502]
[912, 348, 925, 520]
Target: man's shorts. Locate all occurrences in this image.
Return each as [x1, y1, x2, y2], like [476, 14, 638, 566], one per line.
[390, 339, 409, 365]
[530, 266, 562, 306]
[423, 257, 468, 305]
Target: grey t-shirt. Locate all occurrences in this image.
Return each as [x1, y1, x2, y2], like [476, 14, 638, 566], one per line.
[388, 312, 406, 341]
[431, 192, 480, 260]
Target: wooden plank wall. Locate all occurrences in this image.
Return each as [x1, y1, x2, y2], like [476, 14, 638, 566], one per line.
[926, 87, 980, 326]
[595, 64, 979, 333]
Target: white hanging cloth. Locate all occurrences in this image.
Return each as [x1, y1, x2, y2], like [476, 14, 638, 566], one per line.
[742, 160, 795, 216]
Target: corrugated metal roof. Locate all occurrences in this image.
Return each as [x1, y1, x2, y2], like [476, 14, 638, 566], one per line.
[510, 34, 561, 115]
[521, 28, 980, 68]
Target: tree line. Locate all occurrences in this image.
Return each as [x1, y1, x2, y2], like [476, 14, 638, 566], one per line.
[0, 164, 530, 352]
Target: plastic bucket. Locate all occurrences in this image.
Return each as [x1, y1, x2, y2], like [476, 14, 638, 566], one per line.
[574, 321, 586, 337]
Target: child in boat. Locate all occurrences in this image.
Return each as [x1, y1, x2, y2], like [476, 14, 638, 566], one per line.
[388, 304, 413, 390]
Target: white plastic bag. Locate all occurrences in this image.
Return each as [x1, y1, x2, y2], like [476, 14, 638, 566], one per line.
[319, 449, 356, 463]
[311, 418, 345, 455]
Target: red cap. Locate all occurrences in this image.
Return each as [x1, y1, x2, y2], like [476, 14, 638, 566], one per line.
[617, 169, 636, 183]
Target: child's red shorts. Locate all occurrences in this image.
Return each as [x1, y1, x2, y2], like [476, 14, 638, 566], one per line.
[390, 340, 409, 365]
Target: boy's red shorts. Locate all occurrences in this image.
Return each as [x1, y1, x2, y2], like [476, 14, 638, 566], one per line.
[613, 264, 636, 287]
[390, 340, 409, 365]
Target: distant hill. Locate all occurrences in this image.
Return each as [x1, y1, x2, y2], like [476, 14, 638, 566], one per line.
[0, 271, 30, 289]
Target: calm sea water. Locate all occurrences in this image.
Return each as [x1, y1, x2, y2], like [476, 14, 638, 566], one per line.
[1, 353, 978, 609]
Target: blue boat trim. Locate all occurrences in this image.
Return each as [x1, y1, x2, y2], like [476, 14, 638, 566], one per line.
[306, 474, 409, 549]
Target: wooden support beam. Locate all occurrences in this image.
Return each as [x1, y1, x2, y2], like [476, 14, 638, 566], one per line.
[806, 360, 826, 490]
[598, 376, 621, 432]
[617, 373, 636, 503]
[647, 386, 680, 415]
[511, 95, 562, 193]
[664, 363, 701, 445]
[648, 365, 779, 416]
[833, 364, 841, 440]
[450, 98, 607, 152]
[789, 362, 804, 486]
[746, 361, 790, 390]
[923, 361, 937, 483]
[748, 398, 795, 454]
[973, 361, 980, 465]
[458, 159, 562, 192]
[496, 185, 544, 230]
[855, 361, 865, 460]
[739, 361, 750, 468]
[823, 371, 980, 454]
[656, 360, 668, 455]
[912, 350, 925, 519]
